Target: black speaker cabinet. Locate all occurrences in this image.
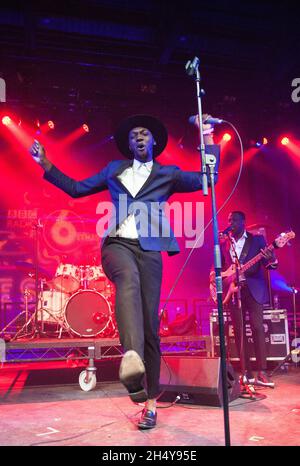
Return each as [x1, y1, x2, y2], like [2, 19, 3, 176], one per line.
[159, 355, 240, 407]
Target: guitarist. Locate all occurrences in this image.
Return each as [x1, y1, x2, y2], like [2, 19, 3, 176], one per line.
[220, 211, 278, 388]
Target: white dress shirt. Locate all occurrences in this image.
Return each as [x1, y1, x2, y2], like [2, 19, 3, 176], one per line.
[115, 158, 153, 238]
[229, 230, 247, 262]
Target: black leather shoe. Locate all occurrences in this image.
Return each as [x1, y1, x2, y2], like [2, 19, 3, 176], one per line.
[138, 409, 157, 430]
[119, 350, 148, 402]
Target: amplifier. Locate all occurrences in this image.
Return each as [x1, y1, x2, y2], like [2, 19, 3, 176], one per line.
[210, 309, 290, 361]
[159, 355, 240, 407]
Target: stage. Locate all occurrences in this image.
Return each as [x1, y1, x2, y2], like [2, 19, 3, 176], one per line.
[0, 364, 299, 446]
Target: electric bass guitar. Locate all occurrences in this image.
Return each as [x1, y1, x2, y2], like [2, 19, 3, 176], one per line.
[209, 230, 295, 305]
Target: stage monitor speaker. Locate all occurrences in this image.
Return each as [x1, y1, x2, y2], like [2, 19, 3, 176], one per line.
[159, 355, 240, 407]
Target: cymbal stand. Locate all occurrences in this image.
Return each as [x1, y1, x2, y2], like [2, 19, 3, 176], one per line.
[12, 220, 44, 339]
[7, 219, 46, 340]
[0, 288, 34, 338]
[80, 265, 87, 290]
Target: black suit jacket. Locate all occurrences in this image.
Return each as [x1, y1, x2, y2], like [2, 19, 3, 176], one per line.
[220, 232, 276, 304]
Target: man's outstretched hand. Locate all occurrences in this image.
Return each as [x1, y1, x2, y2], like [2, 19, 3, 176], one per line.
[29, 140, 52, 171]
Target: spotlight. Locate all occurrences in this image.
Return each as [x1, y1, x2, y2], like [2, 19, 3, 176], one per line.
[222, 133, 231, 142]
[2, 116, 12, 126]
[82, 124, 89, 133]
[48, 120, 55, 129]
[254, 137, 268, 148]
[281, 137, 289, 146]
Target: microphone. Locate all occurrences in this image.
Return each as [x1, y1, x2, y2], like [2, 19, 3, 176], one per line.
[188, 115, 224, 125]
[185, 57, 200, 76]
[220, 226, 232, 236]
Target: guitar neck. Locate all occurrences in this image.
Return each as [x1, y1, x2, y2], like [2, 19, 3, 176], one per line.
[240, 244, 274, 274]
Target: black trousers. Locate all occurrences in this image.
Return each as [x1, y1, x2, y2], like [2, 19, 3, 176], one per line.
[101, 237, 162, 399]
[229, 284, 267, 372]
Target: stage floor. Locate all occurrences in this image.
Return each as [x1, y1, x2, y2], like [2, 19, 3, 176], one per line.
[0, 365, 299, 446]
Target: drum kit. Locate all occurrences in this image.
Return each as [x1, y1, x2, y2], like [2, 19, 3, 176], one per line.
[35, 262, 117, 338]
[9, 262, 117, 340]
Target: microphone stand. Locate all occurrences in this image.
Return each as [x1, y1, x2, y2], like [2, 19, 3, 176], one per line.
[31, 219, 43, 338]
[227, 236, 256, 396]
[186, 57, 230, 446]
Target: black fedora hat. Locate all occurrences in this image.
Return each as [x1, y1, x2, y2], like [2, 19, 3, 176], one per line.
[114, 114, 168, 158]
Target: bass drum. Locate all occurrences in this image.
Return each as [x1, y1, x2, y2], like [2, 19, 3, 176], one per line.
[64, 290, 112, 337]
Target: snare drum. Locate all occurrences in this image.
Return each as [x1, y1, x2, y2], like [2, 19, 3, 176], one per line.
[37, 290, 68, 323]
[53, 263, 80, 293]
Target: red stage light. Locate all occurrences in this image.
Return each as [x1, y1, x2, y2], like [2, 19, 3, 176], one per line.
[281, 137, 289, 146]
[2, 116, 12, 126]
[262, 137, 268, 145]
[82, 124, 89, 133]
[48, 120, 55, 129]
[222, 133, 231, 142]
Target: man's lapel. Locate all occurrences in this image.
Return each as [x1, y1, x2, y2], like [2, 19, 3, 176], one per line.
[239, 233, 252, 264]
[112, 160, 133, 197]
[113, 160, 132, 178]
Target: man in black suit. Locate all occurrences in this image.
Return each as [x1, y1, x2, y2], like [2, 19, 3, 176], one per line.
[30, 114, 219, 428]
[220, 211, 278, 388]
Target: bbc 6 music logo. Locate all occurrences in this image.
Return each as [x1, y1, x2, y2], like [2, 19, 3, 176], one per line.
[291, 78, 300, 103]
[0, 78, 6, 103]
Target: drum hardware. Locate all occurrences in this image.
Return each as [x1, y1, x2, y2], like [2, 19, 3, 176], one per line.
[1, 219, 45, 341]
[0, 288, 33, 338]
[4, 240, 117, 339]
[10, 281, 72, 340]
[79, 265, 87, 290]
